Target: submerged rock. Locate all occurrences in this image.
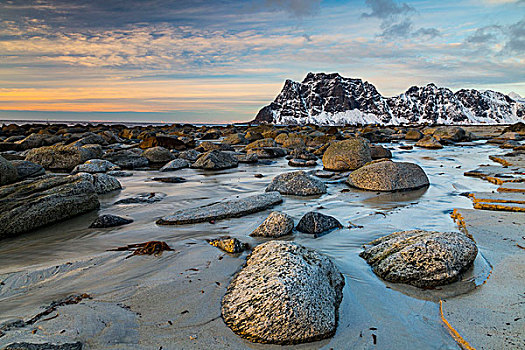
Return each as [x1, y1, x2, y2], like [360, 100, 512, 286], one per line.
[0, 175, 99, 239]
[322, 138, 372, 171]
[360, 230, 477, 287]
[0, 155, 18, 185]
[152, 176, 186, 183]
[89, 214, 133, 228]
[159, 158, 189, 172]
[266, 171, 326, 196]
[250, 211, 294, 237]
[157, 192, 283, 225]
[115, 192, 166, 204]
[296, 212, 342, 235]
[191, 150, 238, 170]
[207, 236, 249, 253]
[221, 241, 345, 344]
[347, 160, 429, 191]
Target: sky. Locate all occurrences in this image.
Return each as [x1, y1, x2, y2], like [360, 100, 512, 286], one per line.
[0, 0, 524, 123]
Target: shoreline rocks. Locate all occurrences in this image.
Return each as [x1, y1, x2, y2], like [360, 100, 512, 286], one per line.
[221, 241, 345, 344]
[266, 171, 327, 196]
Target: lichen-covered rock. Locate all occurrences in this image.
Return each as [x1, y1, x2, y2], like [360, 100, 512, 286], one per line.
[250, 211, 294, 237]
[347, 160, 429, 191]
[89, 214, 133, 228]
[72, 159, 120, 174]
[142, 146, 175, 163]
[360, 230, 477, 287]
[221, 241, 345, 344]
[322, 138, 372, 171]
[159, 158, 190, 172]
[157, 192, 283, 225]
[0, 174, 100, 239]
[191, 150, 238, 170]
[296, 212, 342, 235]
[102, 149, 149, 169]
[0, 155, 18, 185]
[10, 160, 45, 179]
[25, 144, 102, 170]
[207, 236, 248, 253]
[415, 135, 443, 149]
[266, 171, 326, 196]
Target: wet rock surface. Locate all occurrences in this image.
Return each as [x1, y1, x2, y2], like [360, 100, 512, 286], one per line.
[0, 175, 99, 238]
[250, 211, 294, 237]
[266, 171, 327, 196]
[114, 192, 166, 204]
[157, 192, 283, 225]
[89, 214, 133, 228]
[347, 160, 430, 191]
[3, 342, 83, 350]
[360, 230, 478, 287]
[221, 241, 345, 344]
[191, 150, 238, 170]
[322, 138, 372, 171]
[296, 211, 342, 235]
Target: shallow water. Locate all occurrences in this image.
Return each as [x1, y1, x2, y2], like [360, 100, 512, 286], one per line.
[0, 141, 506, 348]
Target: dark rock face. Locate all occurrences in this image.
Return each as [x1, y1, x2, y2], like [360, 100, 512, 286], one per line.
[266, 171, 327, 196]
[322, 138, 372, 171]
[0, 175, 100, 239]
[247, 147, 287, 159]
[0, 155, 18, 185]
[207, 236, 248, 253]
[115, 192, 166, 204]
[103, 150, 149, 169]
[253, 73, 525, 125]
[142, 146, 175, 163]
[360, 230, 478, 287]
[347, 160, 429, 191]
[139, 135, 186, 150]
[369, 145, 392, 159]
[250, 211, 294, 237]
[221, 241, 345, 344]
[10, 160, 45, 179]
[90, 214, 133, 228]
[3, 342, 83, 350]
[191, 150, 238, 170]
[296, 212, 342, 235]
[159, 158, 189, 171]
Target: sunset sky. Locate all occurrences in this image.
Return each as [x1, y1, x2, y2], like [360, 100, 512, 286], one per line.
[0, 0, 524, 123]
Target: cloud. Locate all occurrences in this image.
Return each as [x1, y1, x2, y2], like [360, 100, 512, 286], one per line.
[464, 17, 524, 54]
[362, 0, 413, 19]
[504, 17, 525, 53]
[264, 0, 321, 17]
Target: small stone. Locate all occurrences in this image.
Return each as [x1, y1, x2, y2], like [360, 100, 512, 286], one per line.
[90, 214, 133, 228]
[207, 236, 248, 253]
[296, 212, 342, 235]
[250, 211, 294, 237]
[115, 192, 166, 204]
[152, 176, 186, 183]
[159, 158, 190, 172]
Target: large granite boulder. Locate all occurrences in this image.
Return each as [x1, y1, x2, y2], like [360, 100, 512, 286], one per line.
[25, 144, 102, 171]
[103, 149, 149, 169]
[222, 241, 345, 344]
[0, 155, 18, 185]
[360, 230, 477, 287]
[250, 211, 294, 237]
[322, 138, 372, 171]
[142, 146, 175, 163]
[347, 160, 429, 191]
[433, 126, 467, 142]
[191, 150, 238, 170]
[0, 175, 100, 238]
[77, 173, 122, 194]
[296, 212, 342, 235]
[266, 171, 326, 196]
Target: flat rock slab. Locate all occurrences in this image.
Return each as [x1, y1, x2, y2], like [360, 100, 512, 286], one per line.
[473, 202, 525, 212]
[469, 192, 525, 204]
[157, 192, 283, 225]
[489, 153, 525, 167]
[498, 182, 525, 193]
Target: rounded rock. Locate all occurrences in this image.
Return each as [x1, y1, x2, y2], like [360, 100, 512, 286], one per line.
[250, 211, 294, 237]
[266, 171, 327, 196]
[322, 138, 372, 171]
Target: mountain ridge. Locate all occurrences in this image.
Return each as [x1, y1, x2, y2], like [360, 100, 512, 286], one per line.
[253, 73, 525, 125]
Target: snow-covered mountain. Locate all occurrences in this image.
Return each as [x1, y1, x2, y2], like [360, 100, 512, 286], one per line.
[253, 73, 525, 125]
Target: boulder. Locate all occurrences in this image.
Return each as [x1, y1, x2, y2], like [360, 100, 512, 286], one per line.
[0, 155, 18, 185]
[207, 236, 248, 253]
[25, 144, 102, 171]
[322, 138, 372, 171]
[178, 149, 201, 162]
[90, 173, 122, 194]
[139, 135, 186, 150]
[142, 146, 175, 163]
[347, 160, 429, 191]
[360, 230, 477, 287]
[0, 175, 100, 239]
[10, 160, 45, 179]
[103, 150, 149, 169]
[405, 129, 423, 140]
[115, 192, 166, 204]
[266, 171, 327, 196]
[433, 126, 467, 142]
[296, 212, 342, 235]
[245, 138, 277, 150]
[415, 135, 443, 149]
[222, 133, 248, 145]
[191, 150, 238, 170]
[157, 192, 283, 225]
[369, 145, 392, 159]
[159, 158, 190, 172]
[250, 211, 294, 237]
[247, 147, 287, 159]
[89, 214, 133, 228]
[222, 241, 344, 344]
[72, 159, 120, 174]
[236, 153, 259, 163]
